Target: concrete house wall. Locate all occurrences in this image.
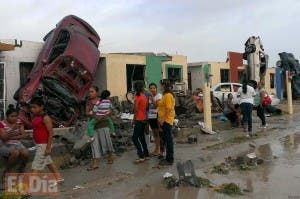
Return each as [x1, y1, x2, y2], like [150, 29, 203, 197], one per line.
[265, 67, 276, 94]
[96, 53, 146, 100]
[97, 53, 188, 101]
[0, 39, 43, 106]
[188, 62, 229, 90]
[162, 55, 188, 90]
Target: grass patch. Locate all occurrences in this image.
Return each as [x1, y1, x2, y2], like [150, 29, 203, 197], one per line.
[194, 176, 211, 187]
[215, 183, 243, 195]
[211, 164, 229, 175]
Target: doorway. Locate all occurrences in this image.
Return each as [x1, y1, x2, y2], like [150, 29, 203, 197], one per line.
[19, 62, 34, 86]
[126, 64, 146, 92]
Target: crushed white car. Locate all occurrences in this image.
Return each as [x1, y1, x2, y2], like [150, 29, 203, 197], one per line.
[211, 82, 280, 106]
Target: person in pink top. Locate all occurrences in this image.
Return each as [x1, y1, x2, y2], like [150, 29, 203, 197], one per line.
[1, 104, 29, 173]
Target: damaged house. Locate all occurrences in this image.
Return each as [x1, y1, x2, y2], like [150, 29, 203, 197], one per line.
[0, 43, 188, 127]
[95, 53, 188, 101]
[188, 52, 277, 95]
[0, 40, 43, 118]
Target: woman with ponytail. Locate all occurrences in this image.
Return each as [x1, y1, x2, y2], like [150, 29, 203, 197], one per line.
[237, 81, 256, 136]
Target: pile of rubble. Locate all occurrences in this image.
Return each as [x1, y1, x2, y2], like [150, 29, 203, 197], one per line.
[163, 160, 244, 196]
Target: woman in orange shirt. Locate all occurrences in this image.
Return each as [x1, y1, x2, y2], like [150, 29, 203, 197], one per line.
[155, 79, 175, 166]
[132, 81, 149, 163]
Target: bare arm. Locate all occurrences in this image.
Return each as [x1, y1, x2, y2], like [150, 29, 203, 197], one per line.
[85, 101, 93, 118]
[228, 103, 235, 111]
[133, 100, 138, 121]
[43, 116, 53, 156]
[8, 124, 26, 140]
[0, 128, 8, 141]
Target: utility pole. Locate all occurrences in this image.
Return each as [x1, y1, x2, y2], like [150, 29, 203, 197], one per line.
[202, 64, 212, 130]
[286, 71, 293, 115]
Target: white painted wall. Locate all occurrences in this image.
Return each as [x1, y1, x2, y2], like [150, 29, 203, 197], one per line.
[0, 39, 43, 106]
[188, 66, 203, 91]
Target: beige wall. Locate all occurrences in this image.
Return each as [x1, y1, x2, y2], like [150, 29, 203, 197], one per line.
[100, 54, 188, 101]
[265, 67, 276, 94]
[101, 53, 146, 100]
[209, 62, 229, 87]
[162, 55, 188, 90]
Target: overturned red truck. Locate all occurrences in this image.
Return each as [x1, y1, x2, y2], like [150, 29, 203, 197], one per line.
[14, 15, 100, 128]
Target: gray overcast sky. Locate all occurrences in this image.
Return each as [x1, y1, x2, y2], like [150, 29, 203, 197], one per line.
[1, 0, 300, 66]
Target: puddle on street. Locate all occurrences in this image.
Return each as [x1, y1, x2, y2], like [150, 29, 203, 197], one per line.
[136, 133, 300, 199]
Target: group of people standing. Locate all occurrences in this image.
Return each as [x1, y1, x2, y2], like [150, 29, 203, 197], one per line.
[85, 78, 175, 170]
[237, 81, 269, 137]
[132, 79, 175, 166]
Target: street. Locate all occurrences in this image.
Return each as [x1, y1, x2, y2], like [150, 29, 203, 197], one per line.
[30, 104, 300, 199]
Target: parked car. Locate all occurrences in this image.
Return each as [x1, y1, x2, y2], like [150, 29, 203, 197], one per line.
[14, 15, 100, 128]
[211, 82, 280, 107]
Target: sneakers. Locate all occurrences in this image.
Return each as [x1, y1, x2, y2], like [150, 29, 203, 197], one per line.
[259, 124, 268, 129]
[50, 178, 64, 188]
[87, 137, 95, 143]
[159, 159, 174, 166]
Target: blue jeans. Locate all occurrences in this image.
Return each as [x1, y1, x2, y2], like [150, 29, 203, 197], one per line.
[240, 103, 253, 133]
[132, 121, 149, 158]
[162, 122, 174, 162]
[257, 105, 266, 126]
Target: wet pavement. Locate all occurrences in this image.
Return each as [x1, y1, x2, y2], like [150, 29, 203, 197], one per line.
[28, 105, 300, 199]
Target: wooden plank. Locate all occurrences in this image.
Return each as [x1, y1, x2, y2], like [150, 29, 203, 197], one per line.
[0, 42, 15, 51]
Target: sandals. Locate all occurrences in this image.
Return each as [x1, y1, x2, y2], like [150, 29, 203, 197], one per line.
[134, 158, 145, 164]
[149, 152, 160, 157]
[87, 166, 99, 171]
[107, 158, 113, 164]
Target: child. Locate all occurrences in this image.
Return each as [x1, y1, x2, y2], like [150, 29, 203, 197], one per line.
[30, 97, 63, 185]
[87, 90, 115, 140]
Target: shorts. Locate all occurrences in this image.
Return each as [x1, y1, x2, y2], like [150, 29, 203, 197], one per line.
[32, 144, 53, 170]
[6, 142, 26, 151]
[149, 119, 159, 129]
[0, 145, 10, 157]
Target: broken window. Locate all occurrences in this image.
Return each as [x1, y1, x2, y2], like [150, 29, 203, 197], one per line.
[215, 85, 231, 92]
[270, 73, 275, 89]
[188, 72, 192, 91]
[19, 62, 34, 86]
[126, 64, 145, 92]
[167, 67, 181, 85]
[220, 69, 230, 83]
[47, 30, 70, 64]
[238, 70, 245, 83]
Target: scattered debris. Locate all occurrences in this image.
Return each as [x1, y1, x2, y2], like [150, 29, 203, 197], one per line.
[188, 135, 197, 144]
[73, 185, 85, 190]
[163, 160, 244, 196]
[120, 113, 134, 120]
[163, 172, 173, 178]
[163, 174, 178, 189]
[211, 163, 229, 175]
[193, 176, 211, 187]
[214, 183, 243, 196]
